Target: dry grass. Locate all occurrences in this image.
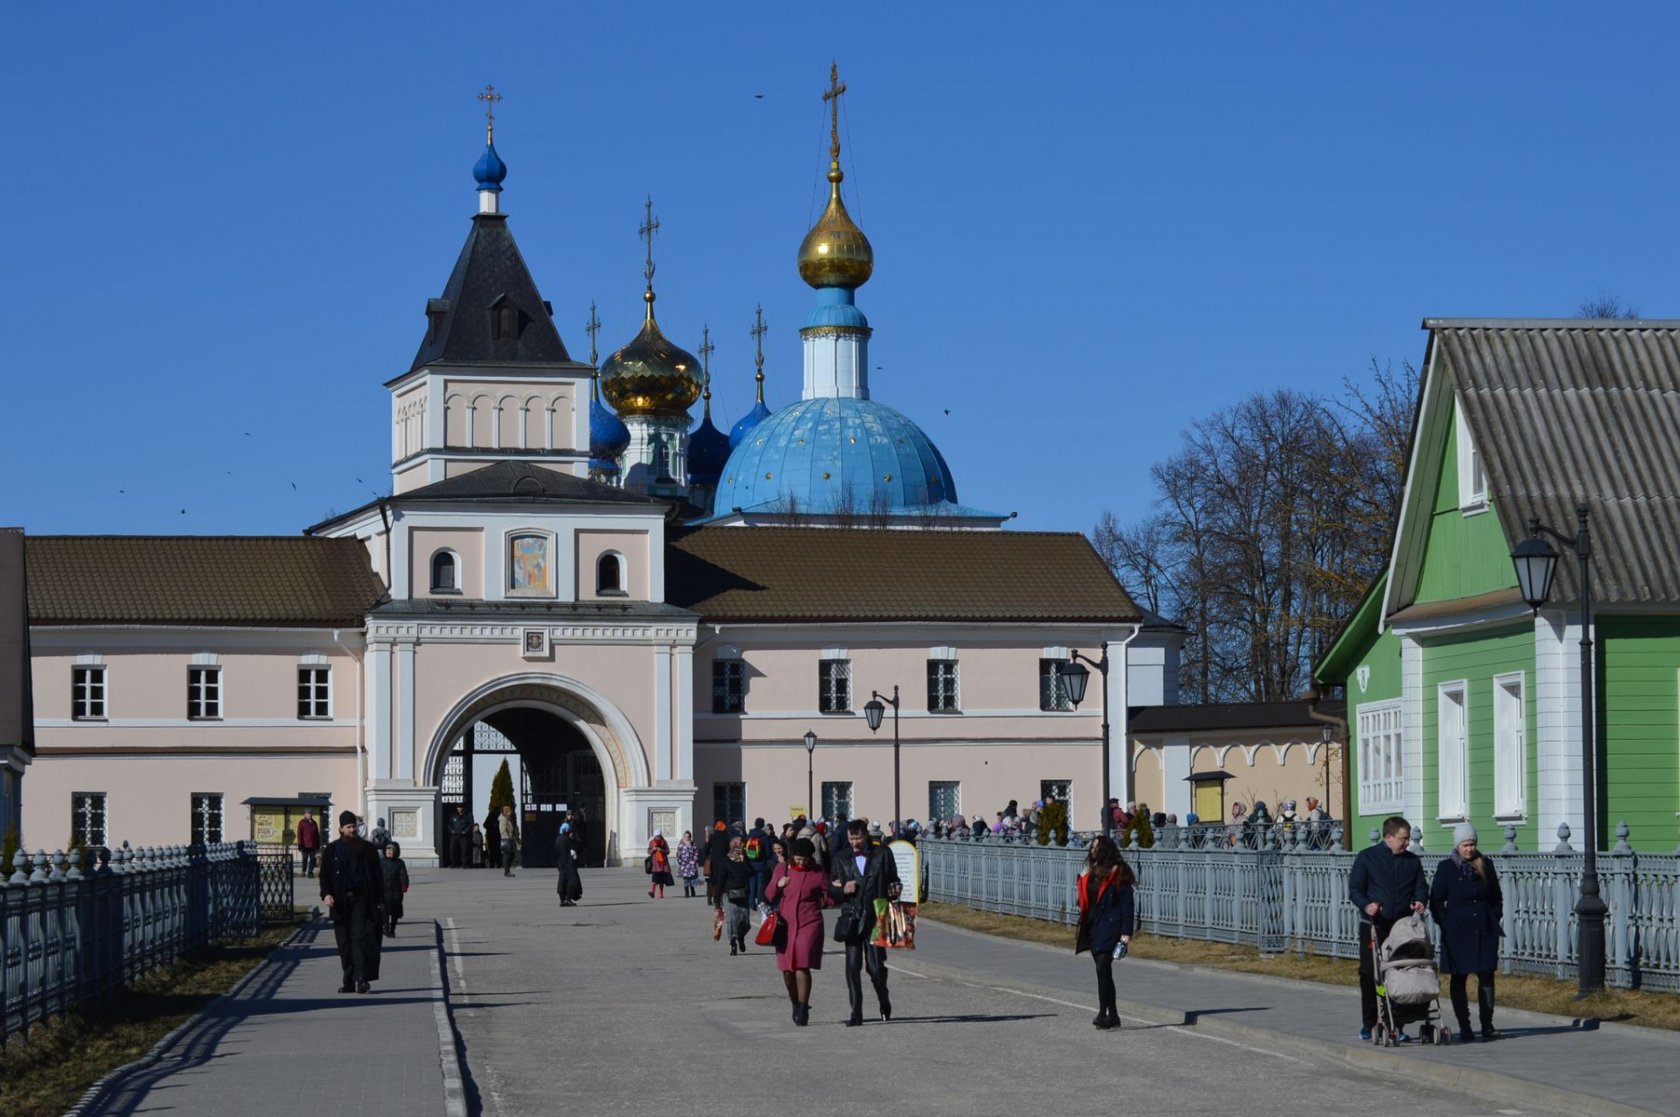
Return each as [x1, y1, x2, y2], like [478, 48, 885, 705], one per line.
[921, 902, 1680, 1031]
[0, 921, 299, 1117]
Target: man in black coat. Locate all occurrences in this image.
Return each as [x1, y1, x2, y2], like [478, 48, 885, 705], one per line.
[829, 819, 902, 1026]
[1347, 815, 1428, 1039]
[554, 823, 582, 906]
[320, 810, 385, 993]
[704, 822, 733, 904]
[447, 805, 472, 869]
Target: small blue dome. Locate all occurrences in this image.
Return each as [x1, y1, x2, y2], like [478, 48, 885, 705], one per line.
[729, 399, 773, 449]
[473, 141, 507, 193]
[589, 392, 630, 472]
[687, 410, 731, 487]
[804, 287, 870, 330]
[713, 397, 962, 517]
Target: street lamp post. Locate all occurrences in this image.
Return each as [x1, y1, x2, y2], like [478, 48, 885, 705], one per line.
[1511, 503, 1604, 996]
[1062, 644, 1110, 836]
[864, 686, 901, 825]
[804, 730, 818, 822]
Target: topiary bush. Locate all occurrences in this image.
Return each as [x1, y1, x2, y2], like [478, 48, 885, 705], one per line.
[1, 823, 18, 876]
[1036, 800, 1069, 846]
[488, 759, 517, 839]
[1121, 809, 1155, 849]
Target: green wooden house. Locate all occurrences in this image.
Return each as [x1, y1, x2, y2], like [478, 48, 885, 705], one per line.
[1315, 320, 1680, 853]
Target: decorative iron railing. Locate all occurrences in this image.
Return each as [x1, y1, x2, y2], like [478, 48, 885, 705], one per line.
[922, 820, 1680, 992]
[1, 842, 262, 1045]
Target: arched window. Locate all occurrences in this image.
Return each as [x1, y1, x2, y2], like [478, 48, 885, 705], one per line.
[596, 552, 625, 595]
[430, 550, 459, 593]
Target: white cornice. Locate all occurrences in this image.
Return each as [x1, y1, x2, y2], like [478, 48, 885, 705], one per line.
[30, 627, 367, 651]
[367, 619, 697, 644]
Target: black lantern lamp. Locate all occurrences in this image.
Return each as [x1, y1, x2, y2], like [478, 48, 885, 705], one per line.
[863, 686, 901, 826]
[804, 730, 817, 822]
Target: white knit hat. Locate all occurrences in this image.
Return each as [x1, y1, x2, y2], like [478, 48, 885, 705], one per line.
[1452, 822, 1478, 846]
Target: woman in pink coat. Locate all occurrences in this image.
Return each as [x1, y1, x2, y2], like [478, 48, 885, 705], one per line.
[763, 837, 832, 1026]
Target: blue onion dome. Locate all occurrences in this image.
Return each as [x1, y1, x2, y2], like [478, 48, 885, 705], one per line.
[729, 398, 773, 448]
[589, 383, 630, 467]
[713, 397, 961, 516]
[688, 408, 731, 487]
[599, 296, 705, 417]
[473, 141, 507, 193]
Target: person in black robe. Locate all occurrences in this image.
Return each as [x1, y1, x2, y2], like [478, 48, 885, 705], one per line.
[320, 810, 385, 993]
[554, 823, 583, 906]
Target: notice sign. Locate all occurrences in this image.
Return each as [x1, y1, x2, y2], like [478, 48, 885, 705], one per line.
[874, 839, 918, 950]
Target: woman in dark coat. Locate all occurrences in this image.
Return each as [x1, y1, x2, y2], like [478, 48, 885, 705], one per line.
[554, 823, 582, 907]
[714, 836, 754, 955]
[379, 841, 410, 937]
[1430, 822, 1503, 1041]
[1074, 835, 1135, 1030]
[763, 837, 833, 1026]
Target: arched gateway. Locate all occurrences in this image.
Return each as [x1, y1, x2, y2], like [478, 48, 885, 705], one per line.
[425, 675, 652, 868]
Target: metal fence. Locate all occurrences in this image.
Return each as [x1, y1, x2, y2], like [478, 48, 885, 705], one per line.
[1, 841, 262, 1045]
[252, 843, 296, 922]
[922, 820, 1680, 992]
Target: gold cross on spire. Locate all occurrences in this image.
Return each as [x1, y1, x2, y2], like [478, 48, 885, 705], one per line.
[699, 325, 714, 402]
[586, 301, 601, 366]
[751, 304, 768, 403]
[478, 84, 503, 143]
[639, 197, 660, 316]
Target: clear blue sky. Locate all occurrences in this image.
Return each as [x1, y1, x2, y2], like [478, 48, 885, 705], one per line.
[5, 4, 1678, 537]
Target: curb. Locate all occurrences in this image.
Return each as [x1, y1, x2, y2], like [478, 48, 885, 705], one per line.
[430, 919, 470, 1117]
[63, 915, 315, 1117]
[912, 917, 1664, 1117]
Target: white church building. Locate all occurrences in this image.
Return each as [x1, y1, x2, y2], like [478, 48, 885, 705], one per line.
[18, 79, 1186, 866]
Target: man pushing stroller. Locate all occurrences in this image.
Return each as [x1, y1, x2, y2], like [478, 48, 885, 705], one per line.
[1348, 816, 1428, 1042]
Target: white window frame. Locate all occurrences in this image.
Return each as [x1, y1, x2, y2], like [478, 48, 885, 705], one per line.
[1039, 659, 1075, 711]
[927, 658, 960, 713]
[818, 658, 852, 714]
[191, 792, 225, 845]
[72, 792, 107, 848]
[1356, 698, 1404, 815]
[1493, 672, 1526, 819]
[297, 664, 332, 720]
[188, 665, 223, 720]
[1456, 399, 1488, 514]
[1437, 681, 1469, 821]
[72, 664, 107, 720]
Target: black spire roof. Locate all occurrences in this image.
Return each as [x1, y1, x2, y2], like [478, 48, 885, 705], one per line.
[406, 213, 575, 373]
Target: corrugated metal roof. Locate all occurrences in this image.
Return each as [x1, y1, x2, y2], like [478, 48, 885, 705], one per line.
[1430, 321, 1680, 606]
[27, 536, 388, 627]
[667, 527, 1141, 624]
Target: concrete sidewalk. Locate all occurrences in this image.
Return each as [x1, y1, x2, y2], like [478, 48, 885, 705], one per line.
[907, 916, 1678, 1117]
[73, 914, 461, 1117]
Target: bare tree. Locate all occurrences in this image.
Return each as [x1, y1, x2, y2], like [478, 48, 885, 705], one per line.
[1576, 292, 1640, 320]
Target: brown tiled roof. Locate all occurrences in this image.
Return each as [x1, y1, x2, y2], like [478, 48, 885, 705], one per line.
[26, 536, 387, 627]
[666, 527, 1141, 623]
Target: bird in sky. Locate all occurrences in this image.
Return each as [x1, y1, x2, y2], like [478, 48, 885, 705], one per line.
[290, 482, 297, 491]
[754, 93, 764, 99]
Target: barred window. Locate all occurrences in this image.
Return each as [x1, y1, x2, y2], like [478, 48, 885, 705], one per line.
[72, 665, 106, 720]
[191, 793, 224, 845]
[1039, 659, 1075, 711]
[712, 658, 746, 714]
[818, 658, 851, 714]
[713, 781, 745, 824]
[929, 781, 961, 822]
[188, 667, 222, 720]
[821, 781, 853, 821]
[926, 659, 959, 713]
[298, 667, 330, 719]
[72, 792, 107, 848]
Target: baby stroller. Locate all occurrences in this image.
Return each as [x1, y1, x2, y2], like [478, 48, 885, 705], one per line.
[1370, 915, 1448, 1046]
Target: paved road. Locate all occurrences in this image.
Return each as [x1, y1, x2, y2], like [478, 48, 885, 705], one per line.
[432, 866, 1600, 1117]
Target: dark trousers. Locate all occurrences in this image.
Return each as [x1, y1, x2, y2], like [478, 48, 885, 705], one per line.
[332, 895, 376, 985]
[501, 841, 516, 874]
[748, 870, 766, 909]
[1449, 970, 1496, 1031]
[1358, 920, 1394, 1029]
[1093, 952, 1117, 1016]
[843, 940, 891, 1019]
[450, 835, 471, 868]
[300, 848, 318, 877]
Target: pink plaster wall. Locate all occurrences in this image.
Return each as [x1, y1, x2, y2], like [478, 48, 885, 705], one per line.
[410, 528, 486, 598]
[574, 530, 650, 601]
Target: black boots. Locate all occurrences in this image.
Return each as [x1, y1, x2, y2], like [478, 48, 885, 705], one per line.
[730, 938, 738, 956]
[1092, 1007, 1119, 1030]
[794, 1003, 810, 1027]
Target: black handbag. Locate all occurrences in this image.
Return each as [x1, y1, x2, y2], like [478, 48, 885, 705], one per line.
[833, 908, 859, 943]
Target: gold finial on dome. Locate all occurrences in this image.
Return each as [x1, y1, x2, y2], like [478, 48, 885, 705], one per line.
[799, 63, 873, 290]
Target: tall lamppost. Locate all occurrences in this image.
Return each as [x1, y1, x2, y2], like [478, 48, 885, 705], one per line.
[1062, 644, 1110, 835]
[1511, 503, 1604, 996]
[804, 730, 818, 821]
[864, 685, 901, 825]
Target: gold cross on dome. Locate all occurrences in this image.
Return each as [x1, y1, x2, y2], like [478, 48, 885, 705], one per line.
[639, 197, 660, 288]
[751, 304, 768, 401]
[585, 301, 601, 366]
[822, 63, 847, 165]
[478, 84, 503, 142]
[699, 325, 714, 400]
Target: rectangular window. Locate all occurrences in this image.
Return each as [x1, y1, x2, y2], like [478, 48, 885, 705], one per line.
[1039, 659, 1074, 711]
[1457, 400, 1487, 512]
[188, 667, 222, 720]
[1493, 673, 1526, 818]
[818, 658, 851, 714]
[297, 667, 330, 719]
[929, 780, 961, 823]
[926, 659, 960, 713]
[1041, 779, 1071, 817]
[712, 781, 745, 826]
[191, 792, 224, 845]
[712, 658, 746, 714]
[72, 665, 106, 720]
[72, 792, 107, 848]
[1356, 699, 1404, 814]
[821, 781, 853, 821]
[1437, 682, 1468, 820]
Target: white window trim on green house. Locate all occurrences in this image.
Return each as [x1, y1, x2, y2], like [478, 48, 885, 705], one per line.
[1493, 671, 1526, 820]
[1437, 680, 1468, 822]
[1454, 398, 1488, 515]
[1355, 698, 1403, 815]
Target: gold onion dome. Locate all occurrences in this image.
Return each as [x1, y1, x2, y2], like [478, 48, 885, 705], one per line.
[599, 295, 704, 416]
[798, 169, 873, 290]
